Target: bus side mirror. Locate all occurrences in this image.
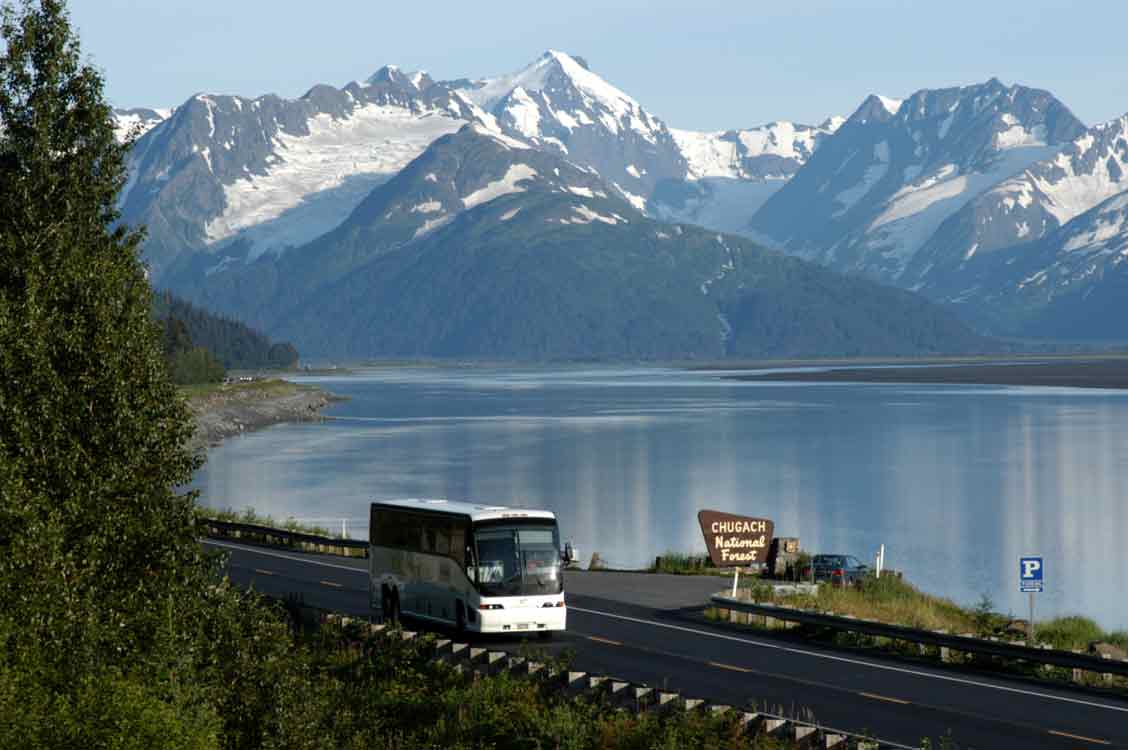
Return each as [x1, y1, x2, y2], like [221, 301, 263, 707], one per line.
[561, 541, 576, 564]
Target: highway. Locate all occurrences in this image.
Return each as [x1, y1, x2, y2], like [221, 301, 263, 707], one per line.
[205, 539, 1128, 749]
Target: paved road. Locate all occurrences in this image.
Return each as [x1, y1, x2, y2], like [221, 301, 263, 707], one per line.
[205, 539, 1128, 749]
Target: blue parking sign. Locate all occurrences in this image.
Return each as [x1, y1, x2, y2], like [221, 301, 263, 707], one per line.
[1020, 557, 1043, 593]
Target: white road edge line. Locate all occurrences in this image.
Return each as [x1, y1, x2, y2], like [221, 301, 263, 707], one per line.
[569, 606, 1128, 715]
[203, 539, 367, 574]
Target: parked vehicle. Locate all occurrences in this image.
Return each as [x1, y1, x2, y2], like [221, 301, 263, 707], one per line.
[802, 554, 868, 585]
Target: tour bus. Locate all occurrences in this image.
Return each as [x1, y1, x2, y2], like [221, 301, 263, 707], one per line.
[369, 498, 569, 637]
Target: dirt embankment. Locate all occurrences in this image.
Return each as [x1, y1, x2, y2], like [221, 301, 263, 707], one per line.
[186, 381, 341, 453]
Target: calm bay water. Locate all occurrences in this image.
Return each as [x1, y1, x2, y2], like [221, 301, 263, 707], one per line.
[192, 366, 1128, 629]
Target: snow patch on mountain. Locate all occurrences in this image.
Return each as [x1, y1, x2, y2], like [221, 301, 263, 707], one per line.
[672, 119, 841, 180]
[877, 96, 903, 115]
[1061, 192, 1128, 252]
[203, 104, 464, 255]
[463, 164, 538, 209]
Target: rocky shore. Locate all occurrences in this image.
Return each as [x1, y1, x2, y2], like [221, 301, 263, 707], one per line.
[186, 380, 340, 453]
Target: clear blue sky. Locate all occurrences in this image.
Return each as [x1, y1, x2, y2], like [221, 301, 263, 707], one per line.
[69, 0, 1127, 131]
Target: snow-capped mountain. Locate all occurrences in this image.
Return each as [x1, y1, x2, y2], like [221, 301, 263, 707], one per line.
[748, 79, 1087, 283]
[120, 69, 487, 279]
[907, 114, 1128, 292]
[112, 107, 173, 142]
[448, 50, 687, 212]
[124, 50, 698, 281]
[654, 118, 844, 233]
[173, 123, 982, 359]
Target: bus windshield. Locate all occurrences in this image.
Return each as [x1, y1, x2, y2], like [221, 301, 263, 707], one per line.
[473, 524, 561, 597]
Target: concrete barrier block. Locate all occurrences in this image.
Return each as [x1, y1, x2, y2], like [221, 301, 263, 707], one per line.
[397, 630, 417, 641]
[468, 647, 488, 665]
[623, 685, 652, 712]
[513, 659, 544, 678]
[561, 671, 588, 694]
[471, 651, 506, 676]
[654, 691, 681, 713]
[792, 725, 818, 749]
[446, 642, 469, 663]
[607, 680, 630, 698]
[761, 717, 788, 735]
[822, 733, 848, 749]
[683, 697, 705, 711]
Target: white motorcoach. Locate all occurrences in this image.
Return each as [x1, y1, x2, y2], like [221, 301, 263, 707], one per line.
[368, 499, 569, 637]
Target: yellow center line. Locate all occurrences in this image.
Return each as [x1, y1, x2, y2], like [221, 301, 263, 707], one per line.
[1048, 729, 1110, 746]
[708, 661, 754, 673]
[586, 636, 623, 647]
[858, 691, 911, 705]
[319, 580, 343, 588]
[253, 568, 274, 576]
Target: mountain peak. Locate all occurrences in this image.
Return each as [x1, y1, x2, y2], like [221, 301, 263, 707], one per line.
[847, 94, 900, 125]
[366, 65, 432, 90]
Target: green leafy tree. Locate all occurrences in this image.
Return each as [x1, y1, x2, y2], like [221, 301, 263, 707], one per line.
[0, 0, 203, 675]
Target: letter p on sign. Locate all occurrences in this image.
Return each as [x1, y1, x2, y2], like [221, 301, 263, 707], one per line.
[1019, 556, 1043, 592]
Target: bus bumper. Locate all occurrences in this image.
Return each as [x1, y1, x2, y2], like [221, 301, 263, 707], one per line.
[474, 605, 567, 634]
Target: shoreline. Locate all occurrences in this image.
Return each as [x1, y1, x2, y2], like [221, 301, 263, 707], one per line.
[185, 379, 343, 453]
[724, 357, 1128, 390]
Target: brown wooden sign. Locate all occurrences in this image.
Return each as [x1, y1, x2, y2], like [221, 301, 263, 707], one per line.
[697, 510, 774, 567]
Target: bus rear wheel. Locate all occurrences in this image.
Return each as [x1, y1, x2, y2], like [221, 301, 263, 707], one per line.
[383, 588, 400, 625]
[455, 603, 466, 637]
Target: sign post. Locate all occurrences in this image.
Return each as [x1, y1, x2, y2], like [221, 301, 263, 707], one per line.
[1019, 556, 1044, 642]
[697, 511, 775, 598]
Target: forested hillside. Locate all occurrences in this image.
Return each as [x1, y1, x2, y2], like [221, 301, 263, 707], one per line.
[153, 291, 299, 372]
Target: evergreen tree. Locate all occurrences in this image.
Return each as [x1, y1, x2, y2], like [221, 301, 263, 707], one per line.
[0, 0, 204, 675]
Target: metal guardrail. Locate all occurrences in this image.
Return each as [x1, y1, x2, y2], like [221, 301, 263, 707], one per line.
[711, 594, 1128, 678]
[200, 518, 369, 556]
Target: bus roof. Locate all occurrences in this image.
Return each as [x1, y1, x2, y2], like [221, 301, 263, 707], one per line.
[370, 498, 557, 524]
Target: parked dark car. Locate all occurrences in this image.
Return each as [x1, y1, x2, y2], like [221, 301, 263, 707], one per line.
[802, 554, 868, 585]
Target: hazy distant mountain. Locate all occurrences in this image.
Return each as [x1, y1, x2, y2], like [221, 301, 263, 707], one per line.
[652, 118, 844, 233]
[748, 79, 1086, 284]
[171, 125, 985, 359]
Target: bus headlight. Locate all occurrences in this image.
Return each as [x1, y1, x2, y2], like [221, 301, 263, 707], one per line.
[542, 601, 565, 607]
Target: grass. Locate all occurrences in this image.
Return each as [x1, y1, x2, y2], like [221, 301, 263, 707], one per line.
[734, 574, 1128, 649]
[648, 551, 728, 575]
[750, 574, 984, 634]
[708, 577, 1128, 694]
[1035, 616, 1128, 651]
[195, 505, 335, 539]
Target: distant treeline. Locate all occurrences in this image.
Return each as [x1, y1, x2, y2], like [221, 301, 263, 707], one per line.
[153, 291, 299, 384]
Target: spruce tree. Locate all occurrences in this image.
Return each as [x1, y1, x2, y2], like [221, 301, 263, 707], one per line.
[0, 0, 203, 673]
